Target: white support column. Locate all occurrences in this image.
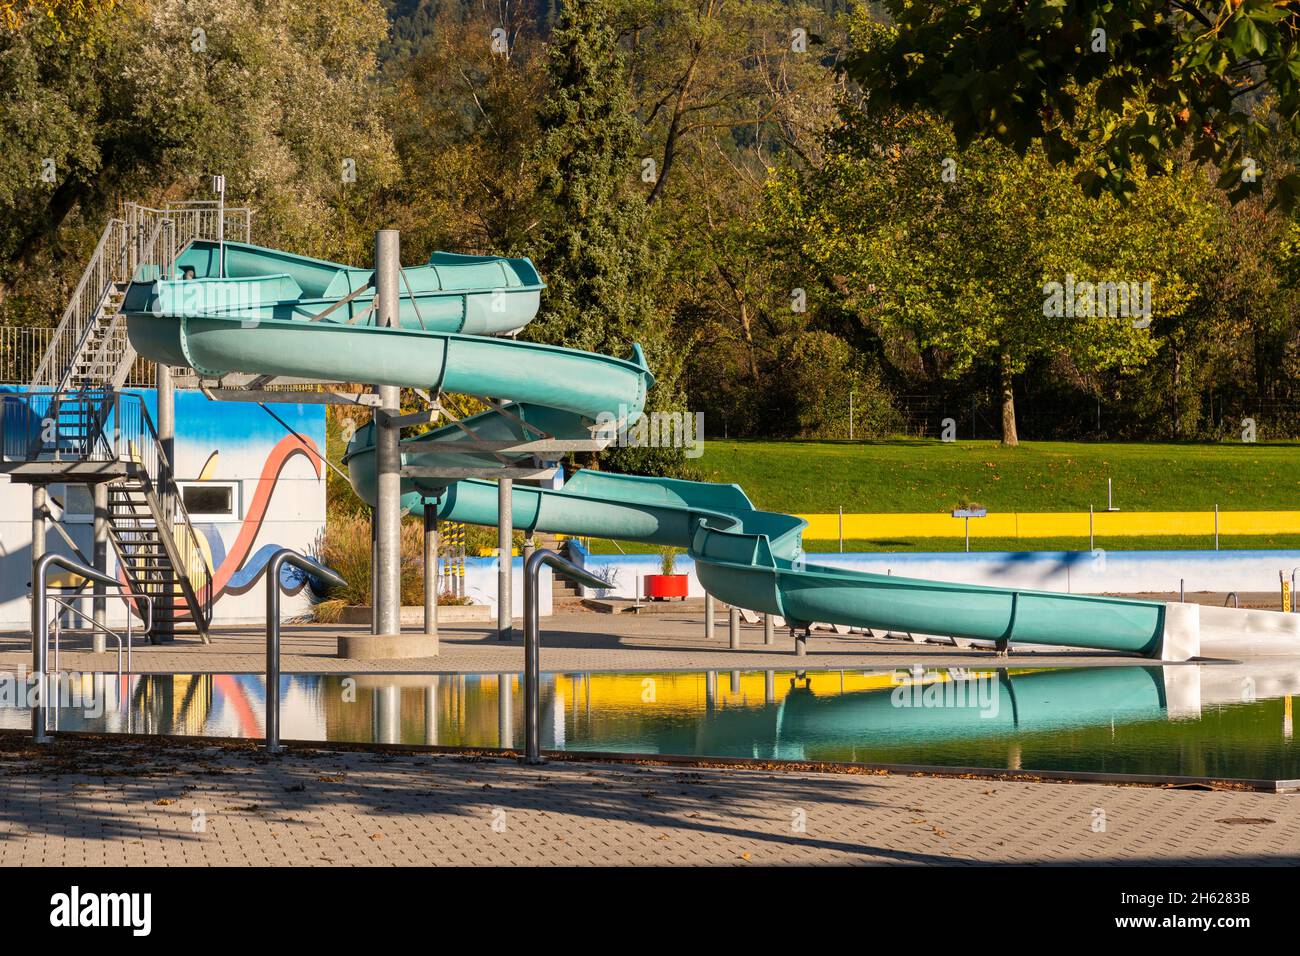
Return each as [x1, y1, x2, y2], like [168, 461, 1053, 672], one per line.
[423, 509, 438, 653]
[497, 478, 513, 641]
[374, 230, 402, 636]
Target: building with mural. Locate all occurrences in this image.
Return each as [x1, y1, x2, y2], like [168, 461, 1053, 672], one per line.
[0, 385, 326, 629]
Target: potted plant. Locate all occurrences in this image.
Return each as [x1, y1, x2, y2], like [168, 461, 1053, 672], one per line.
[644, 546, 689, 600]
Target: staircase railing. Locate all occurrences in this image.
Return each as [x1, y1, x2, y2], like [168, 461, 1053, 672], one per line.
[30, 218, 129, 389]
[30, 200, 253, 391]
[108, 393, 214, 631]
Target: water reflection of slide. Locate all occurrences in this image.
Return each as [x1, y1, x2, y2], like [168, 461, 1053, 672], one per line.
[558, 667, 1164, 760]
[560, 664, 1300, 762]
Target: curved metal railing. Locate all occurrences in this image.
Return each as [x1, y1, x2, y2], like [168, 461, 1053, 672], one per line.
[522, 549, 611, 763]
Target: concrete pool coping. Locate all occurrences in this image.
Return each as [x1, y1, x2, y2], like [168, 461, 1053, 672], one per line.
[0, 610, 1228, 675]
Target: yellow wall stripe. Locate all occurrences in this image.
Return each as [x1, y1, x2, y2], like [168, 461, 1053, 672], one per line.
[793, 511, 1300, 539]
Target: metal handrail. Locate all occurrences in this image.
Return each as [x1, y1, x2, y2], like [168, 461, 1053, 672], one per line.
[264, 549, 346, 751]
[31, 553, 119, 743]
[31, 218, 124, 388]
[31, 200, 253, 393]
[47, 591, 153, 682]
[522, 549, 611, 763]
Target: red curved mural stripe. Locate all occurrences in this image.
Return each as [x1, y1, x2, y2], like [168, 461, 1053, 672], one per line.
[117, 433, 323, 622]
[214, 674, 263, 738]
[211, 433, 322, 597]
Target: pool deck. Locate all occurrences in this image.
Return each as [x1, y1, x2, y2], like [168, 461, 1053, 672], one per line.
[1, 735, 1296, 866]
[4, 609, 1294, 866]
[0, 608, 1174, 675]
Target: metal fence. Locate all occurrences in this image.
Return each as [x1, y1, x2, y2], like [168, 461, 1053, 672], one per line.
[1, 326, 155, 387]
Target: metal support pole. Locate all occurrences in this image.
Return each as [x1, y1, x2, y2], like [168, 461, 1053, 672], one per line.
[266, 549, 345, 752]
[794, 628, 808, 657]
[92, 482, 108, 654]
[838, 506, 844, 553]
[1214, 504, 1219, 551]
[374, 230, 402, 636]
[156, 363, 176, 642]
[522, 548, 608, 764]
[370, 516, 378, 634]
[704, 593, 715, 641]
[497, 477, 513, 640]
[1088, 504, 1094, 552]
[763, 613, 774, 646]
[31, 485, 46, 569]
[729, 605, 741, 650]
[764, 670, 775, 704]
[156, 367, 174, 516]
[423, 508, 438, 652]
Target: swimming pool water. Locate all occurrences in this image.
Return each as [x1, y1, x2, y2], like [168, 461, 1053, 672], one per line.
[5, 663, 1298, 782]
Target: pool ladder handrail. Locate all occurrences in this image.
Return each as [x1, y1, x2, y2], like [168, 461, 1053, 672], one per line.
[523, 548, 612, 764]
[31, 552, 120, 743]
[264, 549, 346, 752]
[46, 590, 153, 689]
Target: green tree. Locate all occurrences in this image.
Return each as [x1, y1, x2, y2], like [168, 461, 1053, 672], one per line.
[764, 77, 1216, 444]
[526, 0, 656, 359]
[0, 0, 396, 322]
[524, 0, 691, 474]
[845, 0, 1300, 210]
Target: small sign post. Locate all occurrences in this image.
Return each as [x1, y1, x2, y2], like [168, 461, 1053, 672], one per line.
[952, 507, 988, 553]
[212, 174, 226, 277]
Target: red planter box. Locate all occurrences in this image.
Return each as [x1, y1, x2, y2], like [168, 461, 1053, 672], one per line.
[644, 574, 689, 600]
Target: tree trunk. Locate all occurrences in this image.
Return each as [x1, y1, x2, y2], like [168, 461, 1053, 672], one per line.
[999, 352, 1019, 446]
[1172, 347, 1182, 439]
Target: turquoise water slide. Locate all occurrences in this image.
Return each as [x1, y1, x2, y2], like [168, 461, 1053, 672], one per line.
[122, 240, 1171, 657]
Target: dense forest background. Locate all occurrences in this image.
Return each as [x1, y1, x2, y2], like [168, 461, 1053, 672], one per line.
[6, 0, 1300, 471]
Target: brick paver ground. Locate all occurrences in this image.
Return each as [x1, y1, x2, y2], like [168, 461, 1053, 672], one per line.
[0, 737, 1295, 865]
[0, 611, 1154, 675]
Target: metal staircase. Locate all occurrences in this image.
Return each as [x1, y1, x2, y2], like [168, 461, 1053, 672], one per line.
[30, 202, 251, 392]
[1, 390, 215, 642]
[7, 201, 250, 642]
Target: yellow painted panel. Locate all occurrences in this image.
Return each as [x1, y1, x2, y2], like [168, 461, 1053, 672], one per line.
[794, 510, 1300, 539]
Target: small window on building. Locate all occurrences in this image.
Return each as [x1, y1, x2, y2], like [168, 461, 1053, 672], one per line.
[52, 484, 94, 523]
[178, 482, 239, 520]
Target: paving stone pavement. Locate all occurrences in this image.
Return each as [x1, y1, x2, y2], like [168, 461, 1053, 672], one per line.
[0, 737, 1296, 866]
[0, 612, 1159, 675]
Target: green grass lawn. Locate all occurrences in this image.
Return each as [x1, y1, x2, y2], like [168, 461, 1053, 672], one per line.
[575, 439, 1300, 554]
[688, 438, 1300, 514]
